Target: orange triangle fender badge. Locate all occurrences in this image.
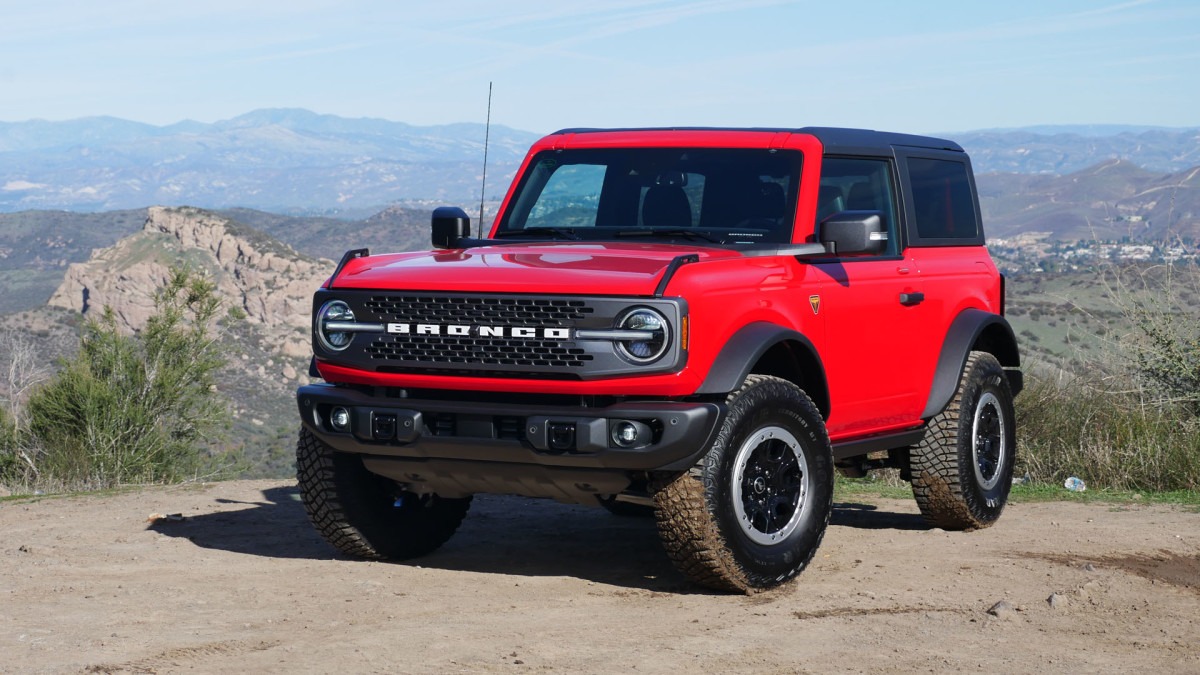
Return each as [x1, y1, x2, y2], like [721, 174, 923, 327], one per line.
[809, 295, 821, 315]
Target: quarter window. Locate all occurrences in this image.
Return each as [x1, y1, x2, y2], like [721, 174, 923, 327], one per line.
[907, 158, 978, 240]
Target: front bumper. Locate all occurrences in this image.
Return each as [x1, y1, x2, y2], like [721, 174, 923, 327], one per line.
[296, 384, 722, 502]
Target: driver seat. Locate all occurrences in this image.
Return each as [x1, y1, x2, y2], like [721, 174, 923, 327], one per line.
[641, 185, 692, 228]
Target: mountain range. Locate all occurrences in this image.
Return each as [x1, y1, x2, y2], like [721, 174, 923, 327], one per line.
[3, 109, 1200, 213]
[0, 108, 539, 214]
[954, 126, 1200, 175]
[980, 159, 1200, 240]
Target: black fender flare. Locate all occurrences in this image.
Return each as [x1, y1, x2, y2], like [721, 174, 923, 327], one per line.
[696, 322, 829, 416]
[921, 308, 1023, 419]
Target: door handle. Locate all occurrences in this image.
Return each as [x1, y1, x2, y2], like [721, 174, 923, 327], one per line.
[899, 292, 925, 306]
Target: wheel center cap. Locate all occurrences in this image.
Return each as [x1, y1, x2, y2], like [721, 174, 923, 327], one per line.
[752, 477, 767, 494]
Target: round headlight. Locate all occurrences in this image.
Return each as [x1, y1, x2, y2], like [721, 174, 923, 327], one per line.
[616, 307, 669, 363]
[317, 300, 356, 352]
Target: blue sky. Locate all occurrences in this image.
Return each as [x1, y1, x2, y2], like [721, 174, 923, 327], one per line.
[2, 0, 1198, 135]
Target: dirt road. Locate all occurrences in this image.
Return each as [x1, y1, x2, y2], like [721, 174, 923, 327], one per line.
[2, 479, 1198, 673]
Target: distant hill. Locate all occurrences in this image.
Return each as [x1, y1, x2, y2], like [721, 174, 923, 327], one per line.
[215, 204, 432, 259]
[0, 209, 148, 314]
[0, 108, 537, 213]
[956, 127, 1200, 175]
[0, 204, 451, 315]
[977, 160, 1200, 240]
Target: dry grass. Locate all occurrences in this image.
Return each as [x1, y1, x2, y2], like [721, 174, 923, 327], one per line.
[1016, 372, 1200, 492]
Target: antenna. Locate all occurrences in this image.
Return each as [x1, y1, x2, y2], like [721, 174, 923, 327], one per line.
[478, 81, 493, 238]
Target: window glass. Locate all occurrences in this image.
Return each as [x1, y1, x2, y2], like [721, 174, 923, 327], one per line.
[525, 163, 606, 229]
[907, 158, 978, 240]
[816, 157, 899, 256]
[498, 148, 802, 244]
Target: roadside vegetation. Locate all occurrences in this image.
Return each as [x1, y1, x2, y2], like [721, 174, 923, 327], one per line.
[0, 266, 237, 492]
[1014, 258, 1200, 494]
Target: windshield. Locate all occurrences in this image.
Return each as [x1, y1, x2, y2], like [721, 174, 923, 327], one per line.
[495, 148, 802, 245]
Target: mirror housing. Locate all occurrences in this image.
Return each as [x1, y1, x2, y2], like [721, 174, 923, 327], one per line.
[818, 210, 887, 256]
[431, 206, 472, 249]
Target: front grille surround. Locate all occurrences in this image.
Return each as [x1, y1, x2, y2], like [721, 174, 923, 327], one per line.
[312, 290, 686, 379]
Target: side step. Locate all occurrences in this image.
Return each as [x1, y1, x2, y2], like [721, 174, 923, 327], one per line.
[831, 427, 925, 460]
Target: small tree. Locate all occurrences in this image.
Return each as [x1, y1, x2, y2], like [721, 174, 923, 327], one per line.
[1109, 260, 1200, 413]
[1, 329, 48, 427]
[27, 266, 227, 488]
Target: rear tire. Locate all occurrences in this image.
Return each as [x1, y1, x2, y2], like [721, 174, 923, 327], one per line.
[654, 375, 834, 593]
[296, 426, 471, 560]
[909, 351, 1016, 530]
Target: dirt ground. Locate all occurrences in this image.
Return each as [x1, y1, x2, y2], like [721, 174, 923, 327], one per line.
[1, 479, 1198, 674]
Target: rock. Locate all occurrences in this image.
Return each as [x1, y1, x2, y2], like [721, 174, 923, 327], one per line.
[987, 600, 1017, 620]
[1082, 562, 1097, 572]
[1075, 579, 1100, 601]
[48, 206, 331, 353]
[282, 363, 298, 380]
[1047, 593, 1068, 609]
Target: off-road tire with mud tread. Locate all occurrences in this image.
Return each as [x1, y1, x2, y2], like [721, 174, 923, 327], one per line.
[909, 351, 1016, 530]
[296, 426, 471, 560]
[654, 375, 834, 593]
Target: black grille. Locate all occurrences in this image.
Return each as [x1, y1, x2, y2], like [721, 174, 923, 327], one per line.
[363, 295, 593, 326]
[360, 294, 596, 369]
[366, 336, 593, 367]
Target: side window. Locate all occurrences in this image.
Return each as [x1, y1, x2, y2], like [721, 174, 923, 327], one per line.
[817, 157, 899, 256]
[906, 157, 979, 241]
[525, 163, 607, 229]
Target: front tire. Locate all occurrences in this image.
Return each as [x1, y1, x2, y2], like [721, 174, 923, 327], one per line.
[654, 375, 834, 593]
[909, 351, 1016, 529]
[296, 426, 471, 560]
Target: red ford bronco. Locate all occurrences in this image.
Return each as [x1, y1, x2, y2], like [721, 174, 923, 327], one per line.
[296, 127, 1022, 592]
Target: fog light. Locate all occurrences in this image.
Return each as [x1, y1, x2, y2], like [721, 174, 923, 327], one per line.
[612, 421, 639, 447]
[609, 419, 651, 448]
[330, 407, 351, 431]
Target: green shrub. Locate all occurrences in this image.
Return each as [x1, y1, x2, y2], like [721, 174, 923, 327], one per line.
[0, 406, 16, 484]
[25, 267, 227, 489]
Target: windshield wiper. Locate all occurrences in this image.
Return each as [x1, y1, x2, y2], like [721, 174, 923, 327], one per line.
[615, 228, 723, 243]
[494, 227, 581, 240]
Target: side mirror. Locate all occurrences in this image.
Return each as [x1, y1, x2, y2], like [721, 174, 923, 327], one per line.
[818, 210, 887, 256]
[431, 206, 471, 249]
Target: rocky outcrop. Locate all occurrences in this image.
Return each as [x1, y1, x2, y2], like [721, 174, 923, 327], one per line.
[49, 206, 332, 359]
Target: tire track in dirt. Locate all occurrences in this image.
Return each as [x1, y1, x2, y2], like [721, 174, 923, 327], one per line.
[85, 639, 280, 674]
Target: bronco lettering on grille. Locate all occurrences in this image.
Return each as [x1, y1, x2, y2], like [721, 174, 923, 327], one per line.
[386, 323, 571, 340]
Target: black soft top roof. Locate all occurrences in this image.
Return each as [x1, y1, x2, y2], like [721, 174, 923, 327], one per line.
[550, 126, 963, 153]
